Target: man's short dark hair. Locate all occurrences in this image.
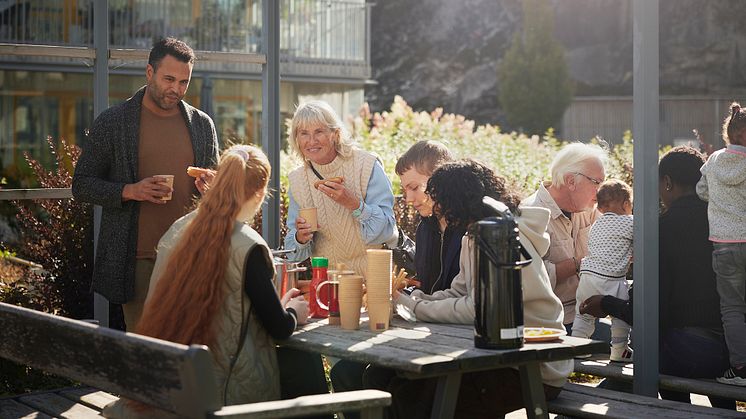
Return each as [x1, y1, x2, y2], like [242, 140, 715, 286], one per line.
[148, 38, 195, 71]
[395, 140, 453, 176]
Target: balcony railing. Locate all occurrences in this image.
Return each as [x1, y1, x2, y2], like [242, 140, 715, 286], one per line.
[0, 0, 369, 62]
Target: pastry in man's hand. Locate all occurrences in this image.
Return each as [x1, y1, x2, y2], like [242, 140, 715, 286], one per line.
[313, 176, 344, 189]
[186, 166, 212, 178]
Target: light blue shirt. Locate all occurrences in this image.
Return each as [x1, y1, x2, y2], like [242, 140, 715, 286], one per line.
[283, 160, 397, 262]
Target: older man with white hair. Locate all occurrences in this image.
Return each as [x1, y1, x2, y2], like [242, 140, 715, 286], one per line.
[522, 142, 610, 338]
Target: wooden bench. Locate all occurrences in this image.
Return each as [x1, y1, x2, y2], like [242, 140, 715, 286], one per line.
[548, 382, 746, 418]
[574, 355, 746, 403]
[0, 302, 391, 418]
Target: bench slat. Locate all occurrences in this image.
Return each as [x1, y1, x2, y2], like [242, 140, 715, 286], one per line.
[548, 383, 746, 418]
[575, 358, 746, 401]
[59, 387, 119, 410]
[0, 399, 53, 419]
[17, 392, 101, 419]
[0, 303, 220, 418]
[210, 390, 391, 419]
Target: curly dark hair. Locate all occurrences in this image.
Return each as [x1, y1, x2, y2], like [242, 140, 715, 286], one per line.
[426, 159, 523, 230]
[659, 146, 705, 188]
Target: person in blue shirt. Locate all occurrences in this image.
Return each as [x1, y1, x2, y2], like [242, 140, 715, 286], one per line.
[283, 100, 397, 275]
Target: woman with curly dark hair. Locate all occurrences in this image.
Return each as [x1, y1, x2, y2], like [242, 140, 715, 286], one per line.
[426, 158, 522, 230]
[391, 159, 572, 418]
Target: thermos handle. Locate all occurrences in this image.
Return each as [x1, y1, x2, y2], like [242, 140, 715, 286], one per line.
[474, 235, 534, 269]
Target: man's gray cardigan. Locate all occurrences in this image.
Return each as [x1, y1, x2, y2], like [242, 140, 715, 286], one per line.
[72, 87, 220, 304]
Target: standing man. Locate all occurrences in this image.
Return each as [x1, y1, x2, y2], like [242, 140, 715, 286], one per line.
[521, 142, 609, 337]
[73, 38, 220, 331]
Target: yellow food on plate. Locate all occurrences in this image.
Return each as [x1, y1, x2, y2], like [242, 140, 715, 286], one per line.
[524, 328, 557, 337]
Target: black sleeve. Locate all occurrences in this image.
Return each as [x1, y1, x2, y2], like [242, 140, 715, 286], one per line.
[244, 245, 297, 340]
[601, 294, 633, 326]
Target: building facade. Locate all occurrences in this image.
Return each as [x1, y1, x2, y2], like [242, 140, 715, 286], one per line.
[561, 96, 746, 148]
[0, 0, 371, 182]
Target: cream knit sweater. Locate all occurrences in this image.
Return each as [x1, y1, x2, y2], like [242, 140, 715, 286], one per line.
[288, 149, 378, 275]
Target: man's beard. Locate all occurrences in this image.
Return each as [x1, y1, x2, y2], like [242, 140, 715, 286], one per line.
[149, 83, 179, 110]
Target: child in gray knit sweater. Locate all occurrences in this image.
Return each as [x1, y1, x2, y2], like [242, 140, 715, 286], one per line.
[696, 102, 746, 386]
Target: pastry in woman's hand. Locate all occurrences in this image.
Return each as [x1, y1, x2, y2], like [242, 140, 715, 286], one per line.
[313, 176, 344, 189]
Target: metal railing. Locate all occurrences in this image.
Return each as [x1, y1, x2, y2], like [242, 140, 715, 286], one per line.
[0, 0, 369, 62]
[0, 188, 72, 200]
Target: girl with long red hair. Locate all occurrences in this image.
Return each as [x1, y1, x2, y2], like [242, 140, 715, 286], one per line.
[104, 145, 310, 418]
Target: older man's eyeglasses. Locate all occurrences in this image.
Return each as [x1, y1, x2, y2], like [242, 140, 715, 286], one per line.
[574, 172, 603, 186]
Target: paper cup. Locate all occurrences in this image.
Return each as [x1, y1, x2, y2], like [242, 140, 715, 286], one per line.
[339, 298, 362, 330]
[339, 275, 363, 330]
[298, 207, 318, 232]
[367, 300, 392, 331]
[156, 175, 174, 201]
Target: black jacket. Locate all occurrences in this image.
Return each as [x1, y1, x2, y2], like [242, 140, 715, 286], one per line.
[659, 194, 722, 332]
[600, 195, 722, 333]
[414, 216, 465, 294]
[72, 87, 220, 303]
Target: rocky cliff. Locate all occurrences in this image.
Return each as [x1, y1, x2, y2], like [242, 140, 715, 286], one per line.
[366, 0, 746, 125]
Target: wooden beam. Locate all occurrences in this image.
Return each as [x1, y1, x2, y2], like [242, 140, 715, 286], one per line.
[0, 188, 73, 200]
[109, 48, 266, 64]
[0, 43, 94, 59]
[0, 43, 266, 64]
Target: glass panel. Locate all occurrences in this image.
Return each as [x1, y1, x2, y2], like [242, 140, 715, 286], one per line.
[0, 70, 93, 184]
[0, 1, 369, 61]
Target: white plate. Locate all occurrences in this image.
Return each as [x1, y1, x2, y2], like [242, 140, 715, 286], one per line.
[523, 327, 566, 342]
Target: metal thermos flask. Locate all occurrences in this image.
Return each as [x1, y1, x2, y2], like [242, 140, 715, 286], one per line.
[472, 197, 533, 349]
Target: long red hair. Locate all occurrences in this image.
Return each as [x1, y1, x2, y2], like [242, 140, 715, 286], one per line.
[136, 145, 271, 349]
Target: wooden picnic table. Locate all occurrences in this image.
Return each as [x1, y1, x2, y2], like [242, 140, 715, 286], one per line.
[283, 315, 606, 419]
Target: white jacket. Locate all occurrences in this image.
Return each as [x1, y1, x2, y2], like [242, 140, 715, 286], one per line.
[696, 144, 746, 242]
[395, 206, 573, 388]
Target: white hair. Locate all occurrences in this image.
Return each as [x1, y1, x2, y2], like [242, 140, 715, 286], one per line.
[289, 100, 355, 161]
[550, 142, 608, 187]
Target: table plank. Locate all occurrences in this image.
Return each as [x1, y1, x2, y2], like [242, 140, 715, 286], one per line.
[17, 392, 102, 419]
[286, 317, 605, 377]
[59, 387, 118, 410]
[0, 399, 53, 419]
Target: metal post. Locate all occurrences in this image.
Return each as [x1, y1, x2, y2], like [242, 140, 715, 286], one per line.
[261, 0, 281, 248]
[632, 0, 659, 397]
[365, 1, 372, 65]
[92, 0, 109, 327]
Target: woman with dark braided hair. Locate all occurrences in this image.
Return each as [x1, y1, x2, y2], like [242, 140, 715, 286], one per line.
[388, 159, 572, 418]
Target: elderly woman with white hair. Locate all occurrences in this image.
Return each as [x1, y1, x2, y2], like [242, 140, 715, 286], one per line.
[283, 100, 397, 275]
[522, 142, 610, 337]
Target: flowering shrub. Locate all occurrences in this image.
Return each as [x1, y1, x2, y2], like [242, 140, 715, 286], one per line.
[278, 96, 637, 240]
[0, 136, 94, 319]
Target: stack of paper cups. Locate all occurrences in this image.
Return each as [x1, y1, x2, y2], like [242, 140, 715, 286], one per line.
[338, 275, 364, 330]
[366, 249, 393, 331]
